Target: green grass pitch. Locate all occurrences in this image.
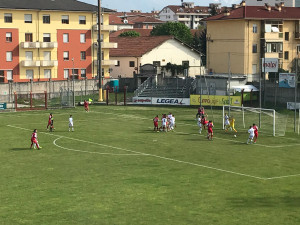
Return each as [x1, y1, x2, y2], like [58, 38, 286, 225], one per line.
[1, 105, 300, 225]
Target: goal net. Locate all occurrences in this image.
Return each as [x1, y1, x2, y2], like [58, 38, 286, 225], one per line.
[222, 105, 287, 136]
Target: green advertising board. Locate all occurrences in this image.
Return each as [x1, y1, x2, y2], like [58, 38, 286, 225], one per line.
[0, 103, 7, 110]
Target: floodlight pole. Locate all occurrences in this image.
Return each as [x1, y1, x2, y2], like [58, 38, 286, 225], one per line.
[97, 0, 103, 101]
[295, 57, 298, 133]
[199, 51, 202, 107]
[228, 52, 231, 116]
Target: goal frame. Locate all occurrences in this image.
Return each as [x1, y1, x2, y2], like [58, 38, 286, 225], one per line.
[222, 105, 276, 136]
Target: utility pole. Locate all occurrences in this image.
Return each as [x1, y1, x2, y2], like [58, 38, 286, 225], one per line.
[295, 57, 299, 133]
[97, 0, 103, 101]
[199, 52, 202, 107]
[228, 52, 231, 115]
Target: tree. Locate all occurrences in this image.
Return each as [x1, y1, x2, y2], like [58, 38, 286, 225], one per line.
[119, 31, 140, 37]
[209, 4, 218, 16]
[151, 22, 193, 45]
[161, 62, 189, 77]
[191, 28, 207, 66]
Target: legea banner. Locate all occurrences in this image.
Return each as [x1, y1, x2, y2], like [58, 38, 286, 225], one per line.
[152, 98, 190, 105]
[190, 95, 242, 106]
[279, 73, 296, 88]
[261, 58, 278, 73]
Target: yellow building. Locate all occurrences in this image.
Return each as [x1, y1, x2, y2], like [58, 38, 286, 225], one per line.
[205, 3, 300, 81]
[0, 0, 117, 83]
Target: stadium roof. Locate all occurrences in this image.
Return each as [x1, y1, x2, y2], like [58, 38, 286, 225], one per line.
[205, 5, 300, 21]
[0, 0, 114, 12]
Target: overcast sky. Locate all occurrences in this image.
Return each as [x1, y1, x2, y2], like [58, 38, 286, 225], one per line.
[80, 0, 240, 12]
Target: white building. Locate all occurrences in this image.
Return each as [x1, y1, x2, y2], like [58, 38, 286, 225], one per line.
[245, 0, 300, 7]
[159, 2, 212, 29]
[109, 36, 202, 78]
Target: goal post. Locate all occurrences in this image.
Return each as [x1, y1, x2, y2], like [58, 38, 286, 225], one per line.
[222, 105, 287, 136]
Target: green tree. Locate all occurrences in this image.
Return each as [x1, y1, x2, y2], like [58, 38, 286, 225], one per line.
[119, 31, 140, 37]
[191, 28, 207, 66]
[151, 22, 193, 45]
[209, 4, 218, 16]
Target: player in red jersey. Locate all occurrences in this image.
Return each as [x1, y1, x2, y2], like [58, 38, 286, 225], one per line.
[253, 123, 258, 143]
[47, 113, 52, 129]
[153, 115, 159, 132]
[207, 120, 214, 140]
[30, 129, 41, 149]
[201, 115, 208, 130]
[84, 100, 89, 112]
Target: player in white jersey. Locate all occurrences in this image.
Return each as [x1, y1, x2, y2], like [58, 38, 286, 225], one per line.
[169, 114, 175, 130]
[161, 114, 167, 132]
[197, 115, 202, 134]
[69, 115, 74, 132]
[247, 125, 255, 144]
[224, 113, 230, 131]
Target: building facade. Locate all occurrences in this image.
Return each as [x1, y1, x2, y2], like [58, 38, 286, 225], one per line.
[205, 4, 300, 81]
[245, 0, 300, 7]
[0, 0, 117, 83]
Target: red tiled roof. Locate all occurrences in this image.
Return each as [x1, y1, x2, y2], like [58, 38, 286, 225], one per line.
[110, 36, 174, 57]
[110, 14, 134, 25]
[166, 5, 213, 14]
[112, 12, 158, 18]
[110, 29, 152, 38]
[205, 6, 300, 21]
[128, 16, 164, 24]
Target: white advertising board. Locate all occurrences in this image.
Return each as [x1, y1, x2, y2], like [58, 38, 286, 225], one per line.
[152, 98, 190, 105]
[132, 97, 152, 105]
[261, 58, 278, 73]
[287, 102, 300, 110]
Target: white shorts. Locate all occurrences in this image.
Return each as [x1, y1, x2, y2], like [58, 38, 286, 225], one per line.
[69, 122, 73, 127]
[248, 135, 254, 140]
[198, 122, 202, 128]
[225, 120, 230, 126]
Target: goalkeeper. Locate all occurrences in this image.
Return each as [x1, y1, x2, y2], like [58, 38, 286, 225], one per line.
[229, 116, 237, 132]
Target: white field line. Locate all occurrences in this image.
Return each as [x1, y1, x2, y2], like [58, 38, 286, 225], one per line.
[53, 137, 142, 156]
[7, 124, 266, 180]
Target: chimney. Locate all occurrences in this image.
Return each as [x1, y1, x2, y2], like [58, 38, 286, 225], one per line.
[232, 4, 238, 9]
[265, 3, 271, 11]
[280, 2, 285, 7]
[224, 9, 230, 16]
[240, 1, 246, 6]
[275, 3, 282, 12]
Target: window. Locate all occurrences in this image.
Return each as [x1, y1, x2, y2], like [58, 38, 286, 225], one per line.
[253, 24, 257, 33]
[25, 33, 33, 42]
[7, 70, 13, 81]
[4, 13, 12, 23]
[62, 15, 69, 24]
[80, 51, 86, 60]
[43, 15, 50, 24]
[63, 33, 69, 43]
[6, 32, 12, 42]
[43, 33, 51, 42]
[44, 51, 51, 61]
[24, 14, 32, 23]
[25, 51, 33, 61]
[6, 52, 12, 61]
[63, 51, 69, 61]
[116, 61, 120, 67]
[80, 33, 86, 43]
[266, 42, 283, 53]
[64, 69, 69, 79]
[284, 51, 289, 60]
[129, 61, 135, 67]
[182, 61, 189, 67]
[285, 32, 289, 41]
[44, 69, 51, 79]
[153, 61, 161, 67]
[252, 64, 257, 75]
[79, 16, 86, 24]
[26, 70, 33, 79]
[81, 69, 86, 78]
[297, 45, 300, 54]
[252, 44, 257, 53]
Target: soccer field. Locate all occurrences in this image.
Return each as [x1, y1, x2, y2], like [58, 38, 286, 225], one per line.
[1, 105, 300, 225]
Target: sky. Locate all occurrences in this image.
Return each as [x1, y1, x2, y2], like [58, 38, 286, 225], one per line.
[80, 0, 241, 12]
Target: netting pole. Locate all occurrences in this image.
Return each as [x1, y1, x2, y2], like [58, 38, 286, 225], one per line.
[106, 86, 109, 105]
[222, 105, 225, 130]
[45, 91, 48, 109]
[273, 109, 276, 136]
[30, 91, 33, 109]
[115, 87, 117, 105]
[14, 92, 17, 111]
[298, 109, 300, 135]
[242, 104, 245, 128]
[124, 86, 127, 106]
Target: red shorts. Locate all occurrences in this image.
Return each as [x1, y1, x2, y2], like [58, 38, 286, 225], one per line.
[48, 120, 51, 125]
[31, 139, 37, 144]
[208, 128, 213, 133]
[154, 122, 158, 127]
[255, 132, 258, 138]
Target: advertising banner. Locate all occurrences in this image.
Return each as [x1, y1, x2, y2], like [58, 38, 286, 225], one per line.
[190, 95, 242, 106]
[132, 97, 152, 105]
[0, 103, 7, 110]
[279, 73, 296, 88]
[152, 98, 190, 106]
[261, 58, 278, 73]
[287, 102, 300, 110]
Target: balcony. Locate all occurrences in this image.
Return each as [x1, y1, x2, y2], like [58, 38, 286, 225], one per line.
[265, 52, 283, 59]
[40, 60, 58, 67]
[21, 60, 40, 67]
[94, 59, 118, 66]
[264, 32, 283, 41]
[177, 17, 190, 22]
[20, 42, 40, 48]
[93, 24, 118, 31]
[40, 42, 58, 48]
[94, 42, 118, 49]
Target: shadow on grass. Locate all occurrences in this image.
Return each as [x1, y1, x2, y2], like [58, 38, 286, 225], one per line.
[227, 197, 300, 207]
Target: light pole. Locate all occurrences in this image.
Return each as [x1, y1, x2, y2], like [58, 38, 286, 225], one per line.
[97, 0, 103, 101]
[295, 57, 299, 133]
[72, 57, 75, 107]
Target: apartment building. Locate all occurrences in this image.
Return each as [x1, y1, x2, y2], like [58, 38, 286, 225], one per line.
[0, 0, 117, 83]
[205, 3, 300, 81]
